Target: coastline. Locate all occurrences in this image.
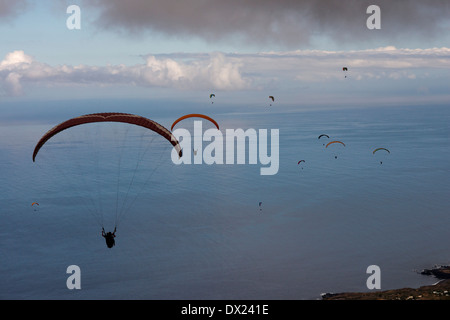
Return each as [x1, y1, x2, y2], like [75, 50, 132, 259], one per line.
[322, 265, 450, 300]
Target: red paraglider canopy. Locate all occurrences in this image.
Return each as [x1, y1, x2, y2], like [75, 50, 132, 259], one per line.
[33, 113, 182, 161]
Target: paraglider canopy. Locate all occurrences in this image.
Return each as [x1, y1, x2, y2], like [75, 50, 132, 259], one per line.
[325, 141, 345, 148]
[33, 113, 183, 161]
[171, 114, 219, 131]
[373, 147, 390, 154]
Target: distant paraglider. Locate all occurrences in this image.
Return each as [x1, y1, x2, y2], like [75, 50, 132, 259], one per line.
[318, 134, 330, 145]
[343, 67, 348, 78]
[210, 93, 215, 104]
[269, 96, 274, 106]
[297, 160, 305, 170]
[31, 202, 39, 212]
[326, 141, 345, 159]
[373, 147, 390, 164]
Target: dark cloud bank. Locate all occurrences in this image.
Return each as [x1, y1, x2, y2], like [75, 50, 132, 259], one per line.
[0, 0, 28, 21]
[84, 0, 450, 48]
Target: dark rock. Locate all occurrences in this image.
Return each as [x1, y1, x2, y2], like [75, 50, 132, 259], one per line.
[421, 265, 450, 279]
[322, 265, 450, 300]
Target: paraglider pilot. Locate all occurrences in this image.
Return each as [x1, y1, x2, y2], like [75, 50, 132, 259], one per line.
[102, 227, 116, 248]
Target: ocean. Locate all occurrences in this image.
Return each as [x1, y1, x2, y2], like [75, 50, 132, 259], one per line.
[1, 100, 449, 299]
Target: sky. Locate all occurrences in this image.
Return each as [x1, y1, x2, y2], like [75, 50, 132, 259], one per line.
[0, 0, 450, 107]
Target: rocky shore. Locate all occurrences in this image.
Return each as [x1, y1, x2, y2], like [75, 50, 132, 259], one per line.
[322, 265, 450, 300]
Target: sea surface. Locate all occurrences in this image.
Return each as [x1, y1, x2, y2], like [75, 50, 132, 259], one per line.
[1, 100, 449, 299]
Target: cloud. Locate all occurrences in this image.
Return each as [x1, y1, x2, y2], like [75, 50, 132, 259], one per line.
[0, 0, 28, 21]
[1, 47, 449, 97]
[84, 0, 450, 48]
[0, 51, 34, 95]
[234, 47, 450, 87]
[0, 50, 33, 67]
[136, 52, 250, 90]
[0, 50, 251, 96]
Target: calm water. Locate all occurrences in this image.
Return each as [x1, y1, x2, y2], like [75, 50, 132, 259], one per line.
[1, 101, 449, 299]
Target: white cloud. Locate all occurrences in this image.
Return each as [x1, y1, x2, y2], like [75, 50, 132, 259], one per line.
[135, 53, 250, 90]
[0, 51, 251, 96]
[0, 50, 33, 68]
[4, 72, 23, 95]
[1, 47, 449, 97]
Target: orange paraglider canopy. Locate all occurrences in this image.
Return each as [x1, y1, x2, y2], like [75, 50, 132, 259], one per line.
[373, 147, 390, 154]
[325, 141, 345, 148]
[171, 114, 219, 131]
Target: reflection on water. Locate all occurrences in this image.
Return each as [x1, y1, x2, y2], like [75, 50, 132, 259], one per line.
[1, 103, 449, 299]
